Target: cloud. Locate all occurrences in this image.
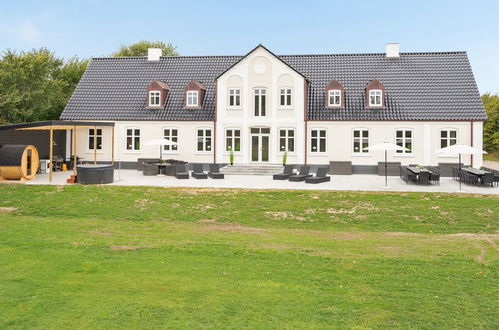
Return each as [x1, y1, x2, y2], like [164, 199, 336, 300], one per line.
[18, 22, 42, 43]
[0, 21, 42, 44]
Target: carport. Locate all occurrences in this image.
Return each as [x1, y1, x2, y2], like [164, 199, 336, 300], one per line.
[0, 120, 115, 182]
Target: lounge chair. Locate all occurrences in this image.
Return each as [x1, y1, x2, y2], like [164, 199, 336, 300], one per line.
[273, 165, 294, 180]
[208, 164, 224, 179]
[289, 165, 312, 182]
[191, 164, 208, 179]
[305, 168, 331, 184]
[174, 163, 189, 179]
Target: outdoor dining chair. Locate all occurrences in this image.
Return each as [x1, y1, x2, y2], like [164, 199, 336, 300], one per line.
[418, 171, 430, 185]
[481, 172, 494, 187]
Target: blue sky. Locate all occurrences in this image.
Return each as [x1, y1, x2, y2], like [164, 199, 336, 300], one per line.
[1, 0, 498, 93]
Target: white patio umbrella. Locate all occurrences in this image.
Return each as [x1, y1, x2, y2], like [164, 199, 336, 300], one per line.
[434, 144, 487, 191]
[143, 138, 178, 161]
[364, 142, 408, 187]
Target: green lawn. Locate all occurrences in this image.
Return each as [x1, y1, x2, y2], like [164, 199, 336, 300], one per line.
[484, 151, 499, 162]
[0, 185, 498, 329]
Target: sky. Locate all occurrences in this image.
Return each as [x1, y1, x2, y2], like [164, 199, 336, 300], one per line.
[0, 0, 498, 93]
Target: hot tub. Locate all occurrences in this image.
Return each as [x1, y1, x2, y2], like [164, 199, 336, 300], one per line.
[76, 164, 114, 184]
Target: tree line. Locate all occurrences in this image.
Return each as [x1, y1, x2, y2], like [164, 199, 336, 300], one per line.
[0, 41, 497, 154]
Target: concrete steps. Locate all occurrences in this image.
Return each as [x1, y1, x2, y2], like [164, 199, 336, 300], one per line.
[220, 164, 284, 176]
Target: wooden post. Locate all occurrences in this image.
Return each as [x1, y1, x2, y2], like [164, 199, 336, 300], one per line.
[93, 126, 97, 164]
[73, 126, 77, 175]
[111, 126, 115, 166]
[49, 126, 53, 183]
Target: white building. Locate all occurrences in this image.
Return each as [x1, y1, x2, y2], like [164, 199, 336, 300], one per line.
[59, 44, 487, 173]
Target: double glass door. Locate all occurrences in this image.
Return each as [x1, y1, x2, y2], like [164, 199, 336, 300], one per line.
[250, 127, 270, 162]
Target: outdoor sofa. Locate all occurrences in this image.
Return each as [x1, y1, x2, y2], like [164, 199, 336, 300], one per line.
[174, 163, 189, 179]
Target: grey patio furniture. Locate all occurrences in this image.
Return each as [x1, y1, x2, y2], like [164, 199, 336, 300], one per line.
[143, 163, 159, 176]
[427, 166, 441, 185]
[418, 171, 430, 185]
[289, 165, 312, 182]
[191, 164, 208, 179]
[481, 172, 494, 187]
[305, 168, 331, 184]
[174, 163, 189, 179]
[208, 164, 224, 179]
[273, 165, 294, 180]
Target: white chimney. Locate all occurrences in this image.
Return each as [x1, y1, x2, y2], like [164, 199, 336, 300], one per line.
[147, 48, 162, 61]
[385, 43, 400, 58]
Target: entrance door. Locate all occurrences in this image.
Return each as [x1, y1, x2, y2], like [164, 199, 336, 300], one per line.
[250, 127, 270, 162]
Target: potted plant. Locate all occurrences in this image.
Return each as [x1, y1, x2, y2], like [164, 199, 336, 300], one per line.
[229, 147, 234, 166]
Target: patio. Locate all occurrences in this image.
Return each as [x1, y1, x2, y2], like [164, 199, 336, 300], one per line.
[25, 170, 499, 194]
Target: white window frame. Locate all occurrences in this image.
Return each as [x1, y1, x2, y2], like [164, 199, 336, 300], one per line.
[228, 88, 241, 108]
[328, 89, 341, 107]
[352, 128, 370, 155]
[279, 87, 292, 108]
[369, 89, 383, 107]
[439, 128, 458, 149]
[196, 128, 212, 153]
[225, 128, 241, 153]
[254, 88, 267, 116]
[149, 91, 161, 107]
[125, 127, 141, 152]
[88, 128, 103, 152]
[163, 127, 178, 153]
[395, 128, 414, 155]
[186, 91, 199, 107]
[278, 128, 296, 153]
[310, 128, 327, 154]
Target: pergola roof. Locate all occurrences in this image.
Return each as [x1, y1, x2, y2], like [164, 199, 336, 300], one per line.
[0, 120, 115, 131]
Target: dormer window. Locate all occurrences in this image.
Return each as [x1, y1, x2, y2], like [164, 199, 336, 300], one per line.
[184, 80, 206, 108]
[365, 79, 385, 108]
[369, 90, 382, 107]
[325, 79, 344, 108]
[149, 91, 161, 107]
[186, 91, 199, 107]
[328, 90, 341, 107]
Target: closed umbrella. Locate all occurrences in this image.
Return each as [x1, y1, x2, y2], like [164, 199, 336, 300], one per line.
[143, 138, 178, 161]
[364, 142, 408, 187]
[434, 144, 487, 191]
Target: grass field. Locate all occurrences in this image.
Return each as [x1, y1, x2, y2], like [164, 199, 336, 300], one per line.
[484, 151, 499, 162]
[0, 185, 498, 329]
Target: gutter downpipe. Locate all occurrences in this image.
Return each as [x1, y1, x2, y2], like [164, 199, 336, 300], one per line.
[213, 79, 218, 164]
[470, 120, 473, 167]
[304, 79, 309, 165]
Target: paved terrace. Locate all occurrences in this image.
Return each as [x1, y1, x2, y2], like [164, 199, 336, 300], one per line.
[23, 170, 499, 195]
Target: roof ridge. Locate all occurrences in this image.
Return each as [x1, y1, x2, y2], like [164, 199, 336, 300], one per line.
[91, 51, 467, 61]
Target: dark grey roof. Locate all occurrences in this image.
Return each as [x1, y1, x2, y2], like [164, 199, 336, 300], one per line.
[60, 50, 486, 122]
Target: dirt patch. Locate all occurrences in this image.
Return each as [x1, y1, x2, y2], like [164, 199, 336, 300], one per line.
[135, 198, 153, 210]
[196, 218, 268, 234]
[0, 206, 18, 212]
[89, 230, 113, 236]
[265, 211, 292, 219]
[110, 245, 140, 251]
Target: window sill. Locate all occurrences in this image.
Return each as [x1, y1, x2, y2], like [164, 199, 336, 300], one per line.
[351, 153, 372, 157]
[227, 107, 243, 110]
[183, 106, 202, 109]
[123, 150, 142, 154]
[277, 152, 296, 155]
[223, 152, 242, 155]
[277, 107, 293, 110]
[309, 152, 328, 156]
[393, 154, 415, 158]
[86, 151, 105, 154]
[195, 152, 213, 155]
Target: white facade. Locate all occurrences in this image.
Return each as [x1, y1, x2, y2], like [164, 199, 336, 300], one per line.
[69, 46, 484, 169]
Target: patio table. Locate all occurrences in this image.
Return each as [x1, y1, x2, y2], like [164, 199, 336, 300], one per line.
[152, 163, 174, 175]
[406, 166, 433, 185]
[462, 168, 487, 176]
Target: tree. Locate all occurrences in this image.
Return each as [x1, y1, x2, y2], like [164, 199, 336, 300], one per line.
[481, 93, 499, 153]
[111, 40, 179, 57]
[0, 49, 88, 124]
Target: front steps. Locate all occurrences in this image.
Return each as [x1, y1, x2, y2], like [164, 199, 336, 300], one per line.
[220, 163, 284, 176]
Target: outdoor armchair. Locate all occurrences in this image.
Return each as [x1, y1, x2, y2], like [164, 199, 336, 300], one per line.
[418, 171, 430, 185]
[305, 167, 331, 184]
[208, 164, 224, 179]
[143, 163, 159, 176]
[273, 165, 294, 180]
[192, 164, 208, 179]
[174, 163, 189, 179]
[289, 165, 312, 182]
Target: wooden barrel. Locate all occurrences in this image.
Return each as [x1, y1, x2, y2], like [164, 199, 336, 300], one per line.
[0, 145, 39, 181]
